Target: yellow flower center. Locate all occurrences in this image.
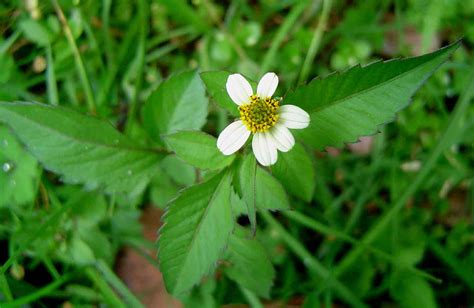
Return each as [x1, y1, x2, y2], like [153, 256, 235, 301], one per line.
[239, 95, 280, 133]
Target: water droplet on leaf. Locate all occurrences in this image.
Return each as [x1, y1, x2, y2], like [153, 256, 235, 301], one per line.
[127, 170, 133, 176]
[2, 162, 13, 173]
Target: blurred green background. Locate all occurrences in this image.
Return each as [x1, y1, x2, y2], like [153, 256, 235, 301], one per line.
[0, 0, 473, 306]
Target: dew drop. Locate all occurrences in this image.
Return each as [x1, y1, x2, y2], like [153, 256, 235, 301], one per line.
[2, 162, 13, 173]
[11, 180, 17, 187]
[127, 169, 133, 176]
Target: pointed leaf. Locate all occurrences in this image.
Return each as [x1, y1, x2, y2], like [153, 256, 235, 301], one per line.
[158, 172, 233, 295]
[165, 131, 235, 170]
[0, 102, 162, 196]
[271, 144, 315, 202]
[224, 226, 275, 298]
[143, 70, 208, 140]
[285, 41, 460, 149]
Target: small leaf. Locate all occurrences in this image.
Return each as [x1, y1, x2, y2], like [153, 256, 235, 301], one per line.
[0, 102, 162, 196]
[240, 153, 290, 212]
[165, 131, 235, 170]
[271, 144, 315, 202]
[19, 19, 54, 46]
[143, 70, 208, 139]
[285, 41, 460, 149]
[201, 71, 239, 116]
[158, 171, 233, 295]
[224, 226, 275, 298]
[390, 270, 437, 308]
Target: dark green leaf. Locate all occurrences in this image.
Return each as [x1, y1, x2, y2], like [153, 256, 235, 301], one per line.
[165, 131, 235, 170]
[0, 102, 162, 196]
[224, 226, 275, 298]
[271, 144, 315, 202]
[159, 171, 233, 295]
[285, 41, 460, 149]
[143, 70, 208, 139]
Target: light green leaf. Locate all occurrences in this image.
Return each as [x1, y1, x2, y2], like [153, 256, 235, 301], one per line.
[224, 226, 275, 298]
[159, 171, 233, 296]
[390, 270, 437, 308]
[271, 144, 315, 202]
[0, 102, 162, 196]
[161, 155, 196, 186]
[285, 41, 460, 149]
[19, 19, 54, 46]
[143, 70, 208, 139]
[201, 71, 239, 116]
[240, 153, 290, 213]
[165, 131, 235, 170]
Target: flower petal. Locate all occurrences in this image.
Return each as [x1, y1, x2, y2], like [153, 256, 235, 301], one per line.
[256, 72, 279, 98]
[268, 123, 295, 152]
[252, 132, 278, 166]
[226, 74, 253, 105]
[217, 120, 251, 155]
[278, 104, 310, 129]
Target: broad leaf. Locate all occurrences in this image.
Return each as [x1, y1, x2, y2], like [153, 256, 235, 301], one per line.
[285, 41, 460, 149]
[224, 226, 275, 298]
[158, 171, 233, 295]
[271, 144, 315, 202]
[240, 153, 290, 213]
[165, 131, 235, 170]
[143, 70, 208, 140]
[201, 71, 239, 116]
[0, 102, 162, 196]
[390, 270, 437, 308]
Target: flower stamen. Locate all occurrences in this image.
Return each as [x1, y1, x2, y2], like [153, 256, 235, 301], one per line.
[239, 95, 280, 133]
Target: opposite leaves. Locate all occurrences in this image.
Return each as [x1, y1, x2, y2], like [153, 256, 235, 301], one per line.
[158, 171, 233, 296]
[0, 102, 162, 196]
[282, 41, 459, 149]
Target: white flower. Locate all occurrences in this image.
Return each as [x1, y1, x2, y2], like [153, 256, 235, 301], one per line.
[217, 72, 310, 166]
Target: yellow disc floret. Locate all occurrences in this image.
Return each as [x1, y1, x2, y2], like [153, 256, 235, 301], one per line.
[239, 95, 280, 133]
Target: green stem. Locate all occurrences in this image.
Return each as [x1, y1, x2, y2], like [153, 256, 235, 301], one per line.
[333, 62, 474, 278]
[52, 0, 97, 114]
[283, 210, 441, 283]
[0, 273, 13, 302]
[2, 272, 75, 307]
[126, 0, 147, 134]
[259, 1, 309, 75]
[45, 44, 59, 105]
[85, 268, 127, 308]
[298, 0, 332, 84]
[95, 259, 144, 307]
[260, 211, 367, 307]
[239, 285, 263, 308]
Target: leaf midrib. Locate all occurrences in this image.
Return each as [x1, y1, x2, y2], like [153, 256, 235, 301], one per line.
[173, 173, 229, 292]
[0, 106, 158, 154]
[307, 52, 446, 114]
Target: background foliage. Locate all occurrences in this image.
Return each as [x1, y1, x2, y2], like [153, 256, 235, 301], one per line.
[0, 0, 473, 307]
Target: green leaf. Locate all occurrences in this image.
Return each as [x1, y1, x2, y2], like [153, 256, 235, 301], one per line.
[271, 144, 315, 202]
[201, 71, 239, 116]
[143, 70, 208, 140]
[224, 227, 275, 298]
[19, 19, 54, 46]
[390, 270, 437, 308]
[240, 153, 290, 213]
[0, 102, 162, 196]
[285, 41, 460, 149]
[159, 171, 233, 296]
[165, 131, 235, 170]
[161, 155, 196, 186]
[239, 154, 257, 232]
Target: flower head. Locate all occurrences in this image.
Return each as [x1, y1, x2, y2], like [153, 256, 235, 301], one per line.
[217, 72, 310, 166]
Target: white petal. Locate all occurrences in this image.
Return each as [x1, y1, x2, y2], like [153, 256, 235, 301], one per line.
[278, 104, 310, 129]
[217, 120, 250, 155]
[268, 123, 295, 152]
[226, 74, 253, 106]
[257, 72, 279, 98]
[252, 132, 278, 166]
